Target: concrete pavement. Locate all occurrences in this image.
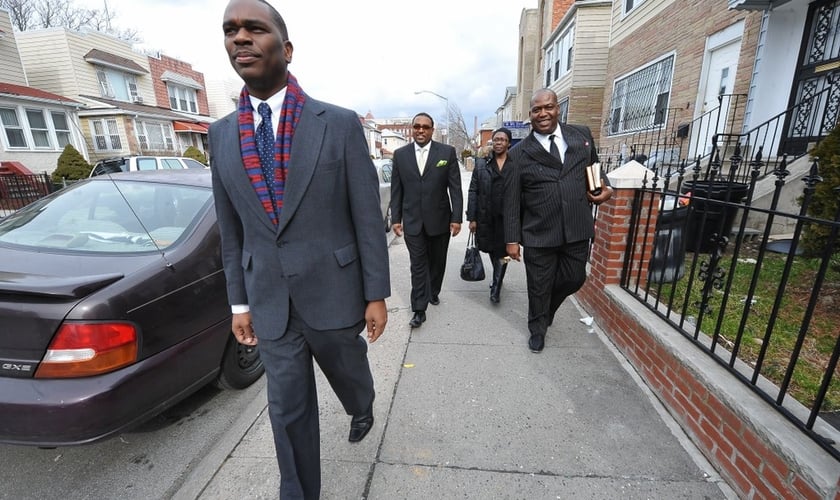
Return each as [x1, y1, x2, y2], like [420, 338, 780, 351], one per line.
[174, 169, 735, 500]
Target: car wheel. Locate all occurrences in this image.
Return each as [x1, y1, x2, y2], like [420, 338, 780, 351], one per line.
[384, 206, 392, 233]
[215, 335, 264, 390]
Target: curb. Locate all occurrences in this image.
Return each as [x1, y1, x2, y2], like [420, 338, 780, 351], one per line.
[171, 383, 268, 500]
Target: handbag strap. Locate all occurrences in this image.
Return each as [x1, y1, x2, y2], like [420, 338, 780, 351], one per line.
[467, 232, 474, 248]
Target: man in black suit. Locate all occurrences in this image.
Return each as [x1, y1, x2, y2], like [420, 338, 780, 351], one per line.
[504, 88, 613, 353]
[210, 1, 389, 497]
[391, 112, 463, 328]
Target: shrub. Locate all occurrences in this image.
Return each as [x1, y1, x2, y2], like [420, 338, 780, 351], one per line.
[802, 124, 840, 256]
[52, 144, 91, 182]
[183, 145, 208, 165]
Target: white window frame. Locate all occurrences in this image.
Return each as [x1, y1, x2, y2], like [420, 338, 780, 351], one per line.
[167, 84, 198, 114]
[545, 24, 575, 85]
[51, 111, 72, 148]
[90, 118, 122, 151]
[0, 107, 28, 149]
[558, 97, 570, 124]
[25, 108, 52, 149]
[608, 54, 675, 136]
[97, 69, 116, 98]
[136, 119, 175, 152]
[624, 0, 647, 15]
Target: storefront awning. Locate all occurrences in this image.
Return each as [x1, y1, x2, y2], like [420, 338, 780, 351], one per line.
[173, 121, 208, 134]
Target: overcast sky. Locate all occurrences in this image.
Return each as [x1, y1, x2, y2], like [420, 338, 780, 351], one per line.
[76, 0, 536, 129]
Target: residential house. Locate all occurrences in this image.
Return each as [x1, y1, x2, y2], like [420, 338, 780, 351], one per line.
[359, 113, 383, 158]
[205, 77, 240, 119]
[0, 8, 87, 174]
[598, 0, 762, 165]
[147, 52, 212, 156]
[380, 128, 408, 158]
[531, 0, 612, 142]
[494, 86, 519, 127]
[514, 8, 542, 123]
[15, 27, 212, 165]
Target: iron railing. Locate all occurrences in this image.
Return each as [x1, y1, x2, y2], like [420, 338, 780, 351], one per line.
[0, 173, 53, 215]
[620, 157, 840, 460]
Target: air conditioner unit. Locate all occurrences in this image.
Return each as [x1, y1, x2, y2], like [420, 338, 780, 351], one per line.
[132, 96, 144, 104]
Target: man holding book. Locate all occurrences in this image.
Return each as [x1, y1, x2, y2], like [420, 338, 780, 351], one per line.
[503, 88, 613, 353]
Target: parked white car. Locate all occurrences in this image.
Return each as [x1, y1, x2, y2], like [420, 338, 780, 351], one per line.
[89, 156, 207, 177]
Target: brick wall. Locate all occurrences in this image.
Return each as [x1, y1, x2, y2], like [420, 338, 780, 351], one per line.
[551, 0, 575, 30]
[567, 86, 606, 145]
[598, 0, 763, 154]
[576, 187, 837, 499]
[147, 54, 210, 116]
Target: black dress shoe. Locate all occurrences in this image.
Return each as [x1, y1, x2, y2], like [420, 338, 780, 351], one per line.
[528, 334, 545, 353]
[348, 413, 374, 443]
[409, 311, 426, 328]
[429, 295, 440, 305]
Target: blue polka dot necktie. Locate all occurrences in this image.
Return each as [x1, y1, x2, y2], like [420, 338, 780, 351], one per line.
[256, 102, 276, 208]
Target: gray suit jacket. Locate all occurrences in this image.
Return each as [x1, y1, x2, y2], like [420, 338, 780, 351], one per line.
[390, 140, 463, 236]
[504, 123, 606, 248]
[209, 97, 390, 339]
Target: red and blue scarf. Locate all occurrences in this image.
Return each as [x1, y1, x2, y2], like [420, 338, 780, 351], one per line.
[237, 73, 306, 226]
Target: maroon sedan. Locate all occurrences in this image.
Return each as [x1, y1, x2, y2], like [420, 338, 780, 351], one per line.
[0, 169, 262, 446]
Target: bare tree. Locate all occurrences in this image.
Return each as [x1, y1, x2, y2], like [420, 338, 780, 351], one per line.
[1, 0, 139, 42]
[445, 103, 472, 156]
[0, 0, 36, 31]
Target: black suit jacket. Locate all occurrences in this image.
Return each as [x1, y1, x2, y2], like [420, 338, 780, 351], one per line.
[390, 140, 463, 236]
[503, 123, 606, 248]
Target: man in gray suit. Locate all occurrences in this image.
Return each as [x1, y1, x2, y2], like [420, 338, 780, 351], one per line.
[504, 88, 612, 353]
[390, 112, 463, 328]
[209, 1, 390, 498]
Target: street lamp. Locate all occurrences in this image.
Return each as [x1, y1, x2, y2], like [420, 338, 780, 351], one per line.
[414, 90, 449, 145]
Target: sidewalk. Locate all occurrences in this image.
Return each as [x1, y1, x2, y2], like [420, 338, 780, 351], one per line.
[175, 169, 734, 500]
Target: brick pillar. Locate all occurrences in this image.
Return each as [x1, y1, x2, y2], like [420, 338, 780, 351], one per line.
[580, 188, 660, 311]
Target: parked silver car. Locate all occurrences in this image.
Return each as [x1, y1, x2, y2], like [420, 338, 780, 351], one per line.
[373, 159, 392, 232]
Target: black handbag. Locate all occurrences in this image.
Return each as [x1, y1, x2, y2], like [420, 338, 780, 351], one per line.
[460, 233, 486, 281]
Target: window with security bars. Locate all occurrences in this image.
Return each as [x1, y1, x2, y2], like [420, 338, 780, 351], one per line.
[608, 55, 674, 135]
[136, 120, 175, 151]
[91, 118, 121, 151]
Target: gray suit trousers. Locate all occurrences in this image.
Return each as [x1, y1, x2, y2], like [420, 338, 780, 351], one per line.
[258, 302, 374, 499]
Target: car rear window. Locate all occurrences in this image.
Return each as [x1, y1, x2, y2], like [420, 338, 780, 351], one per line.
[0, 179, 212, 253]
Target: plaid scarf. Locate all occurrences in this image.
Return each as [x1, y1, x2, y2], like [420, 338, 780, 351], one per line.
[237, 73, 306, 226]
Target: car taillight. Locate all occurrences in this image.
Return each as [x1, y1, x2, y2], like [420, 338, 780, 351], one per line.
[34, 322, 138, 378]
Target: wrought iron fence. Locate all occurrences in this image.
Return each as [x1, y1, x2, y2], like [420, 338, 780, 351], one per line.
[620, 158, 840, 460]
[0, 173, 53, 215]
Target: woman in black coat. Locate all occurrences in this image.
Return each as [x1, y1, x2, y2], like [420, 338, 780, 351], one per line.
[467, 127, 512, 303]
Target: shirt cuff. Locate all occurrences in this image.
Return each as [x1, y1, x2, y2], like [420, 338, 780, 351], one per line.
[231, 304, 250, 314]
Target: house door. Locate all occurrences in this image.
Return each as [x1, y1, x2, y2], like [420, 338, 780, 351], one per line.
[784, 0, 840, 155]
[694, 41, 741, 157]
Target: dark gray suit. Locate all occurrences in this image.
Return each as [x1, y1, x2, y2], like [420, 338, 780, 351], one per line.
[209, 96, 390, 499]
[504, 123, 605, 336]
[390, 140, 463, 311]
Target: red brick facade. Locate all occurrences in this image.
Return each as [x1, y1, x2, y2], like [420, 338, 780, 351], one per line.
[147, 54, 210, 117]
[550, 0, 575, 30]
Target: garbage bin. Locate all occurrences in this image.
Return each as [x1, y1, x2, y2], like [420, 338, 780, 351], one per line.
[681, 180, 749, 253]
[649, 202, 689, 283]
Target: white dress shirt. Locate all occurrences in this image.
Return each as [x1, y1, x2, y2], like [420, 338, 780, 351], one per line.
[534, 125, 567, 162]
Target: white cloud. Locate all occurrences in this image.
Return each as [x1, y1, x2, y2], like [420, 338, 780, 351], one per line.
[79, 0, 535, 128]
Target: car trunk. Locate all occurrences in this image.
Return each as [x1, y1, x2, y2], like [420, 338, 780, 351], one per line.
[0, 271, 123, 378]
